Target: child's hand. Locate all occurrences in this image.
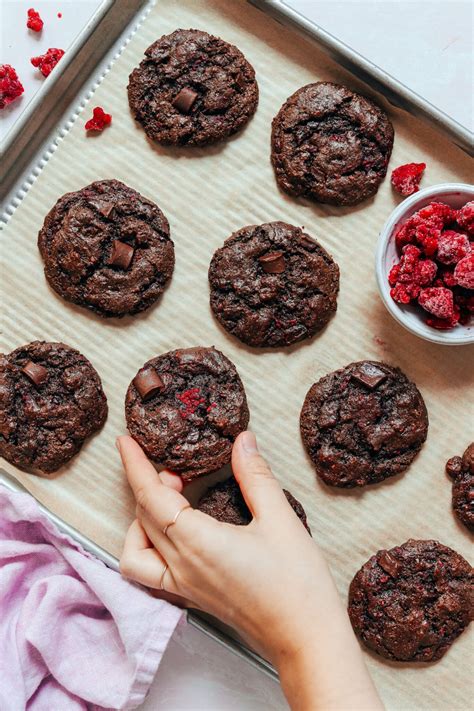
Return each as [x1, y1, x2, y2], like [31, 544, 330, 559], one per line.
[118, 432, 383, 711]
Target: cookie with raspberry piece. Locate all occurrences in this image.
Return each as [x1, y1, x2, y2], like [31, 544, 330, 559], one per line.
[125, 347, 249, 480]
[446, 443, 474, 532]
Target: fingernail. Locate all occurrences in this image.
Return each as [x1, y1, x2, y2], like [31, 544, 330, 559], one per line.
[115, 437, 122, 452]
[241, 430, 258, 454]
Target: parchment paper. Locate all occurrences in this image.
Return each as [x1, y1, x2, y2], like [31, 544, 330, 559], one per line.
[1, 1, 473, 708]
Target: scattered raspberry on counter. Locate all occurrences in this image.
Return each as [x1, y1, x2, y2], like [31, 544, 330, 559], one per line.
[85, 106, 112, 132]
[31, 48, 65, 77]
[27, 8, 44, 32]
[388, 200, 473, 329]
[391, 162, 426, 196]
[58, 12, 62, 18]
[0, 64, 24, 109]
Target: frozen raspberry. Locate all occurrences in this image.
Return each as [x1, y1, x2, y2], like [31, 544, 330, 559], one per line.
[391, 163, 426, 196]
[395, 202, 456, 252]
[418, 287, 454, 320]
[31, 48, 65, 77]
[426, 305, 460, 330]
[456, 201, 474, 236]
[389, 245, 437, 304]
[436, 268, 458, 288]
[437, 230, 471, 265]
[0, 64, 24, 109]
[85, 106, 112, 132]
[454, 254, 474, 290]
[27, 8, 43, 32]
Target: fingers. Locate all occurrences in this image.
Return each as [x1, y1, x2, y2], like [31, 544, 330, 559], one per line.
[118, 435, 191, 536]
[120, 519, 179, 594]
[232, 431, 289, 520]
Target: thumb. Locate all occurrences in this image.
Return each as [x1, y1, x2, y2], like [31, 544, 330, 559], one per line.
[231, 431, 288, 520]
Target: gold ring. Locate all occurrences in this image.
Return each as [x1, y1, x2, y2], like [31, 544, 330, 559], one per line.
[160, 564, 168, 591]
[163, 504, 190, 536]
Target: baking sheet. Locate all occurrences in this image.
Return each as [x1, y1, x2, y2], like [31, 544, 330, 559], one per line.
[1, 0, 472, 708]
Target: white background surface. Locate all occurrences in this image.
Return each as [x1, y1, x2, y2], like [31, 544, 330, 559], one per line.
[1, 2, 472, 710]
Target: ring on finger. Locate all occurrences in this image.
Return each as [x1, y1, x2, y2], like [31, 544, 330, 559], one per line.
[163, 504, 191, 537]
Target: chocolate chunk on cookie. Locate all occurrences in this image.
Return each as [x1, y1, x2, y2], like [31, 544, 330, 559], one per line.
[300, 360, 428, 488]
[0, 341, 107, 474]
[125, 347, 249, 480]
[446, 443, 474, 532]
[38, 180, 174, 318]
[348, 539, 473, 662]
[271, 82, 394, 206]
[209, 222, 339, 347]
[197, 476, 311, 533]
[127, 29, 258, 146]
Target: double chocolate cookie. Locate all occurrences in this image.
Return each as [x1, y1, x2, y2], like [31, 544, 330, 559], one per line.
[38, 180, 174, 318]
[300, 361, 428, 488]
[127, 29, 258, 146]
[209, 222, 339, 347]
[0, 341, 107, 474]
[197, 476, 311, 533]
[271, 82, 394, 206]
[348, 539, 473, 662]
[125, 347, 249, 480]
[446, 443, 474, 532]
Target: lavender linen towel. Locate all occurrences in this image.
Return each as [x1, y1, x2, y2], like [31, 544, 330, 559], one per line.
[0, 488, 184, 710]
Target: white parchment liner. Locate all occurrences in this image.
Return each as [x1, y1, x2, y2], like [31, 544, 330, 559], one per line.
[1, 1, 472, 708]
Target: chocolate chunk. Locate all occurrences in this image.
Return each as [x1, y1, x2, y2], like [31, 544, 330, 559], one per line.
[108, 240, 134, 270]
[172, 87, 198, 114]
[351, 362, 387, 390]
[259, 251, 286, 274]
[133, 369, 164, 401]
[89, 199, 115, 218]
[21, 360, 48, 387]
[446, 455, 463, 479]
[378, 550, 401, 577]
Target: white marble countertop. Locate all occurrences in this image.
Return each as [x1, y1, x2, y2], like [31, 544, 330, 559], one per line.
[1, 1, 471, 708]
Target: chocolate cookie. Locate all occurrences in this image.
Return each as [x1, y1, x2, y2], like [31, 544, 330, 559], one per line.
[0, 341, 107, 474]
[271, 82, 394, 206]
[446, 443, 474, 532]
[127, 29, 258, 146]
[125, 347, 249, 480]
[209, 222, 339, 347]
[348, 539, 474, 662]
[38, 180, 174, 318]
[300, 361, 428, 488]
[197, 476, 311, 533]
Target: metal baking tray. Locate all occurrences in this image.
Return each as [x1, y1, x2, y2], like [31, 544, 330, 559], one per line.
[0, 468, 278, 681]
[0, 0, 470, 689]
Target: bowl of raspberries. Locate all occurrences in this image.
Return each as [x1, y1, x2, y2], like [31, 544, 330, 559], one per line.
[376, 183, 473, 345]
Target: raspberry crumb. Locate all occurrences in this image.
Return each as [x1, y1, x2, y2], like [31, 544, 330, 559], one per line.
[177, 388, 206, 418]
[0, 64, 24, 109]
[27, 8, 44, 32]
[58, 12, 62, 18]
[85, 106, 112, 132]
[391, 163, 426, 196]
[31, 48, 65, 77]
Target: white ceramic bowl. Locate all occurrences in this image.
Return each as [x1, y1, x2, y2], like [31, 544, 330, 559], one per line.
[376, 183, 474, 345]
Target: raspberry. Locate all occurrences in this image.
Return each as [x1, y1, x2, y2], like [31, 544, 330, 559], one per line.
[27, 8, 43, 32]
[391, 162, 426, 196]
[437, 230, 471, 265]
[426, 305, 460, 330]
[454, 254, 474, 289]
[31, 48, 65, 77]
[176, 388, 206, 418]
[85, 106, 112, 132]
[418, 287, 454, 320]
[395, 202, 456, 252]
[0, 64, 24, 109]
[389, 245, 437, 304]
[456, 201, 474, 236]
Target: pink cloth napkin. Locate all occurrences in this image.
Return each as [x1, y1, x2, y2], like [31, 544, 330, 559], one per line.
[0, 487, 185, 710]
